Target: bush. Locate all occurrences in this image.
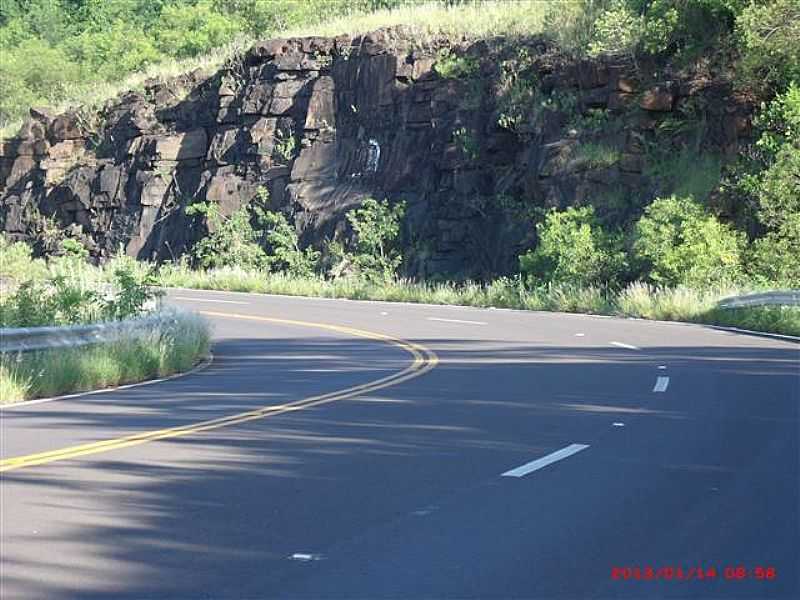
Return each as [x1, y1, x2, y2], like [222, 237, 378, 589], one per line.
[742, 84, 800, 287]
[519, 206, 626, 288]
[0, 37, 83, 124]
[588, 0, 643, 59]
[343, 198, 406, 282]
[737, 0, 800, 93]
[260, 210, 320, 278]
[587, 0, 743, 61]
[749, 214, 800, 287]
[0, 235, 47, 280]
[186, 201, 269, 271]
[632, 195, 746, 288]
[434, 49, 479, 79]
[154, 1, 243, 59]
[0, 256, 161, 328]
[187, 190, 321, 277]
[65, 20, 161, 81]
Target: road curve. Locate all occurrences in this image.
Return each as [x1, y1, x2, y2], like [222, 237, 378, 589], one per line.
[1, 289, 798, 599]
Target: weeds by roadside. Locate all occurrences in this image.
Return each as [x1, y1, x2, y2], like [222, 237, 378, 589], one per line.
[0, 237, 211, 402]
[0, 308, 210, 403]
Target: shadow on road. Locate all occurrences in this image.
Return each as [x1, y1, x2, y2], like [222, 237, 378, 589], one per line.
[1, 337, 797, 598]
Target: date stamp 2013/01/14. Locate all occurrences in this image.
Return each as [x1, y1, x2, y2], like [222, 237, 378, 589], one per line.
[611, 565, 777, 582]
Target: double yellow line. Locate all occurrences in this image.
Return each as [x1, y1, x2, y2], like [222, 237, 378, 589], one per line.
[0, 312, 438, 473]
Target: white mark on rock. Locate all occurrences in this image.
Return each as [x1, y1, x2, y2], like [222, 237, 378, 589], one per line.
[367, 138, 381, 172]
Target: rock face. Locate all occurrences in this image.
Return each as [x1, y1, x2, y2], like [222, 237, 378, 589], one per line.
[0, 28, 753, 279]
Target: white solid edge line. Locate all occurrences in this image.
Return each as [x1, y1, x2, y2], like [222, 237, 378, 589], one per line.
[0, 354, 214, 410]
[427, 317, 488, 326]
[173, 296, 249, 305]
[501, 443, 590, 478]
[653, 376, 670, 393]
[610, 341, 641, 350]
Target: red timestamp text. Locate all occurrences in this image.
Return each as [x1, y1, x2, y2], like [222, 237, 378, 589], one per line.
[611, 565, 777, 581]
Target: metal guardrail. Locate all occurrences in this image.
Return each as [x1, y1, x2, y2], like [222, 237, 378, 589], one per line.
[0, 313, 171, 354]
[717, 290, 800, 309]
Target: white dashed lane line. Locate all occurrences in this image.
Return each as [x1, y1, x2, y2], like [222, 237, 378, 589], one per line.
[653, 376, 670, 392]
[427, 317, 488, 326]
[501, 444, 590, 478]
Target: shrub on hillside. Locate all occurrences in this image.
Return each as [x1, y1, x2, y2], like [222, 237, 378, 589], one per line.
[519, 206, 626, 288]
[260, 210, 320, 278]
[632, 195, 746, 288]
[338, 198, 406, 282]
[186, 201, 269, 271]
[587, 0, 742, 60]
[737, 0, 800, 93]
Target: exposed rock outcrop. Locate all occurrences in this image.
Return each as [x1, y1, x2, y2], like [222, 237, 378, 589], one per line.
[0, 28, 753, 279]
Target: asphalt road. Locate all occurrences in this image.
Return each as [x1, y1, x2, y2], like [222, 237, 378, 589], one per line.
[1, 289, 798, 599]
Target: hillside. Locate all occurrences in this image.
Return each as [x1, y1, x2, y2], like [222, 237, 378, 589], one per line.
[0, 0, 798, 290]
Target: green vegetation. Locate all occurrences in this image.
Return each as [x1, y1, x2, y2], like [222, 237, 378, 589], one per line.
[0, 309, 210, 403]
[575, 142, 621, 169]
[341, 198, 406, 282]
[520, 207, 625, 289]
[632, 196, 746, 288]
[0, 1, 553, 133]
[434, 49, 479, 79]
[186, 199, 271, 271]
[0, 237, 210, 402]
[644, 149, 723, 201]
[154, 194, 797, 337]
[1, 1, 798, 342]
[0, 237, 161, 327]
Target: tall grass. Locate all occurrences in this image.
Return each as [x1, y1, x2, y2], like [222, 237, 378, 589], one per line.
[0, 309, 210, 403]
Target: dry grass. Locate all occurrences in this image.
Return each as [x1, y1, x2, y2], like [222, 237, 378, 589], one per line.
[283, 1, 549, 41]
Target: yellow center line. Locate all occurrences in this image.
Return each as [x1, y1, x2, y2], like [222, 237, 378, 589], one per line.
[0, 312, 439, 473]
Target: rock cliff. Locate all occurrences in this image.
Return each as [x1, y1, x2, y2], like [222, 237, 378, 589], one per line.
[0, 28, 752, 279]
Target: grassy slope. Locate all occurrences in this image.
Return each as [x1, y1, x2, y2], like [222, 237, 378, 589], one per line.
[1, 1, 550, 138]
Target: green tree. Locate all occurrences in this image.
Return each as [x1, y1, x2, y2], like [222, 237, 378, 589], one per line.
[739, 83, 800, 287]
[737, 0, 800, 93]
[519, 206, 626, 288]
[0, 37, 83, 122]
[186, 201, 268, 270]
[259, 209, 320, 278]
[155, 1, 243, 58]
[65, 20, 160, 80]
[633, 195, 746, 287]
[345, 198, 406, 282]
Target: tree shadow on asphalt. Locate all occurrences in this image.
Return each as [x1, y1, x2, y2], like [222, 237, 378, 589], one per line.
[1, 337, 797, 598]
